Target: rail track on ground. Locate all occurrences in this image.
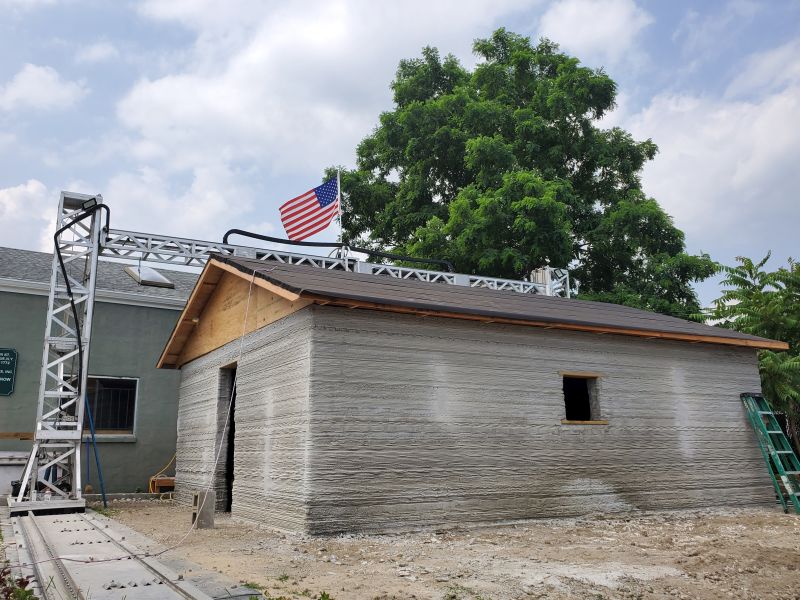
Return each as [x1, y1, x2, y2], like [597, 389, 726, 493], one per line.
[11, 511, 213, 599]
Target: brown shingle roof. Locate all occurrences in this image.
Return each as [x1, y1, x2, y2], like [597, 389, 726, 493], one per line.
[211, 255, 784, 350]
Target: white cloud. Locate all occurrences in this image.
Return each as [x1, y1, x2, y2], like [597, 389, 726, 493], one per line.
[0, 132, 15, 150]
[137, 0, 269, 34]
[727, 38, 800, 98]
[104, 165, 260, 242]
[0, 64, 87, 112]
[0, 0, 60, 8]
[624, 41, 800, 260]
[538, 0, 652, 67]
[110, 0, 549, 242]
[118, 1, 537, 174]
[673, 1, 761, 62]
[75, 41, 119, 64]
[0, 179, 54, 251]
[106, 0, 552, 253]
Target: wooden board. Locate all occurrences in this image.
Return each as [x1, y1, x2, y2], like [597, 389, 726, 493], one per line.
[158, 262, 226, 368]
[559, 371, 605, 378]
[176, 271, 311, 367]
[0, 432, 33, 440]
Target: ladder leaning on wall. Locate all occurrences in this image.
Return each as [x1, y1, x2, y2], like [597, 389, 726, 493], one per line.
[741, 392, 800, 514]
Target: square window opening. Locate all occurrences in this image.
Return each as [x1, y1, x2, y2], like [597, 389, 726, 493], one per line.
[562, 376, 599, 422]
[84, 376, 137, 435]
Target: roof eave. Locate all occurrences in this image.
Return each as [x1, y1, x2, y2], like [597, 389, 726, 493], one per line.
[298, 292, 788, 351]
[160, 255, 787, 367]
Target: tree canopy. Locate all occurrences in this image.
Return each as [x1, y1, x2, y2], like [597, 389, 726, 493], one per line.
[332, 28, 715, 318]
[709, 254, 800, 448]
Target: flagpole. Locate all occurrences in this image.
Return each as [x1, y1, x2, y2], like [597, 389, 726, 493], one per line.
[336, 167, 343, 234]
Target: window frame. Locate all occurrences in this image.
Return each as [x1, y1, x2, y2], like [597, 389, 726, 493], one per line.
[82, 375, 139, 443]
[558, 371, 608, 426]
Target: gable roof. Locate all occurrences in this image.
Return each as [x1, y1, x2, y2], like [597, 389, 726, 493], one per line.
[158, 255, 787, 367]
[0, 246, 197, 308]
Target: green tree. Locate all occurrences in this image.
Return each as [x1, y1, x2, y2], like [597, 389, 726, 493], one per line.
[334, 28, 715, 318]
[710, 254, 800, 449]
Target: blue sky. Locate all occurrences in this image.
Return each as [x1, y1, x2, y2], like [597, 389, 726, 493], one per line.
[1, 0, 798, 305]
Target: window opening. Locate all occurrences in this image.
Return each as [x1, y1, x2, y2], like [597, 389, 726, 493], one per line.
[562, 376, 599, 422]
[84, 377, 137, 434]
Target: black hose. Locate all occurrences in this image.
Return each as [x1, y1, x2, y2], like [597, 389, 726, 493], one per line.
[222, 228, 455, 272]
[223, 228, 336, 249]
[53, 201, 110, 425]
[358, 247, 455, 272]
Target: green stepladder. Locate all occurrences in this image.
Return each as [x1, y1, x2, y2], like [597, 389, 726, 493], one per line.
[741, 393, 800, 514]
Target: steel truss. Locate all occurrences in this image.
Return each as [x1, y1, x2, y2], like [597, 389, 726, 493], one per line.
[10, 192, 103, 514]
[102, 230, 570, 296]
[11, 190, 570, 514]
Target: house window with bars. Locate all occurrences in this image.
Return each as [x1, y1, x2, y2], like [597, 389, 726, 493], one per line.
[84, 377, 138, 434]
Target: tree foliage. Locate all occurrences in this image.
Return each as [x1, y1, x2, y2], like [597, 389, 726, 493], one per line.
[335, 29, 716, 318]
[710, 254, 800, 448]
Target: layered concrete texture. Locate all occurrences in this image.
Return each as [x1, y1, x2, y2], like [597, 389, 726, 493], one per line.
[174, 305, 773, 534]
[175, 310, 312, 528]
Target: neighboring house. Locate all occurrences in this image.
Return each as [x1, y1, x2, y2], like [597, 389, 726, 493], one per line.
[0, 247, 196, 494]
[159, 255, 786, 534]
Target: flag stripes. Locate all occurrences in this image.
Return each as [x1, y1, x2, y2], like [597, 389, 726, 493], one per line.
[279, 178, 340, 241]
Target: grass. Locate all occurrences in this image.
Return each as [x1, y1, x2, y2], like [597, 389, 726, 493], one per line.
[442, 584, 488, 600]
[1, 563, 37, 600]
[91, 506, 118, 518]
[277, 574, 290, 582]
[238, 583, 334, 600]
[243, 582, 267, 590]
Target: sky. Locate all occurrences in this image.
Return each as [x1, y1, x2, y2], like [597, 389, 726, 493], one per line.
[0, 0, 798, 306]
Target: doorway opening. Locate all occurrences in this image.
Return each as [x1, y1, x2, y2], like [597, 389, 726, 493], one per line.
[219, 365, 237, 512]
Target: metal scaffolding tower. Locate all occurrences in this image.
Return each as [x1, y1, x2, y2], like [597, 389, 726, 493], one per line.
[10, 192, 104, 513]
[10, 190, 571, 514]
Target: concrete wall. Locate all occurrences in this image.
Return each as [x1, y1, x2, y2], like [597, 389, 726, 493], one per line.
[174, 309, 313, 531]
[175, 304, 773, 534]
[304, 306, 773, 534]
[0, 291, 182, 492]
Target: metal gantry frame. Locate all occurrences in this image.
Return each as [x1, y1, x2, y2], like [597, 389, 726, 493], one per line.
[10, 190, 571, 514]
[10, 192, 103, 513]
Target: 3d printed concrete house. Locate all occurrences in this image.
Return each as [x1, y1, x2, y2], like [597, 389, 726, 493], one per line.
[159, 255, 786, 534]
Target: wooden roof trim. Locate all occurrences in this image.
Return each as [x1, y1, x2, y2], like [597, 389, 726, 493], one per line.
[300, 293, 789, 351]
[211, 259, 301, 301]
[157, 261, 225, 368]
[160, 258, 787, 369]
[157, 258, 302, 368]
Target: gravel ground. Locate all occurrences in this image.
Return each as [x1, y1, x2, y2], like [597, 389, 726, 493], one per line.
[105, 500, 800, 600]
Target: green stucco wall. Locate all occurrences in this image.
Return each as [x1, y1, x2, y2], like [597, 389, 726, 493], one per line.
[0, 291, 182, 492]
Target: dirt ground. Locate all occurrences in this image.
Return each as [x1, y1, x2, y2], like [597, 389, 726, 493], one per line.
[106, 500, 800, 600]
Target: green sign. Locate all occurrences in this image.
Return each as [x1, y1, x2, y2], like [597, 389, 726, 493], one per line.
[0, 348, 17, 396]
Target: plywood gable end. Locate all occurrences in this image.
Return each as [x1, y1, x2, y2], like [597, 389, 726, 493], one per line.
[176, 270, 311, 367]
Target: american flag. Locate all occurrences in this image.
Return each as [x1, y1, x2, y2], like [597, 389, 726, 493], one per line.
[279, 177, 340, 241]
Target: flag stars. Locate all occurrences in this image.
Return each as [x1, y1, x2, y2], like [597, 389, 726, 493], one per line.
[279, 177, 340, 241]
[314, 179, 339, 208]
